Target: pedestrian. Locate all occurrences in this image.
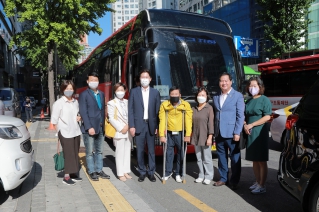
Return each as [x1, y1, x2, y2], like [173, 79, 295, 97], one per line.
[244, 77, 271, 194]
[41, 97, 47, 112]
[107, 82, 132, 181]
[191, 86, 214, 185]
[212, 72, 245, 190]
[0, 99, 4, 115]
[159, 86, 193, 183]
[51, 80, 83, 185]
[23, 96, 33, 122]
[79, 71, 110, 181]
[128, 69, 161, 182]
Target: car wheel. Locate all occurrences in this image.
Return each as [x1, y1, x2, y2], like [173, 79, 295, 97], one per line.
[309, 182, 319, 212]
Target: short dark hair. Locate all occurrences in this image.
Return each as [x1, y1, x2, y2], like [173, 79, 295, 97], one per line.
[139, 69, 151, 78]
[195, 86, 211, 104]
[169, 86, 181, 94]
[219, 72, 232, 81]
[87, 71, 99, 79]
[246, 76, 265, 96]
[113, 82, 127, 93]
[60, 80, 76, 94]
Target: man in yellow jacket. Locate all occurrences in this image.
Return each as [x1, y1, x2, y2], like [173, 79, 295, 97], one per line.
[159, 86, 192, 183]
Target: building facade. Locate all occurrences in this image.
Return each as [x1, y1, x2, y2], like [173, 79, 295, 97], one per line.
[308, 0, 319, 49]
[0, 1, 22, 89]
[78, 34, 94, 64]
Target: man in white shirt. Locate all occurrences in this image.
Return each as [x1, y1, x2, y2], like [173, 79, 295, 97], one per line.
[128, 70, 161, 182]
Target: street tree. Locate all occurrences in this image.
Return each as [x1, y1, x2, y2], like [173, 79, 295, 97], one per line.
[256, 0, 313, 58]
[5, 0, 115, 114]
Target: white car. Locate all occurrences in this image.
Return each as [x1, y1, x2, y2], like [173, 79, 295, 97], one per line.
[0, 115, 34, 191]
[270, 103, 299, 144]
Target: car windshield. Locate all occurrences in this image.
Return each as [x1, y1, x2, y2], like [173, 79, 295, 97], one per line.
[0, 90, 12, 101]
[150, 28, 238, 100]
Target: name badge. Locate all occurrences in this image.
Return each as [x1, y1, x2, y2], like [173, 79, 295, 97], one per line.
[172, 131, 179, 135]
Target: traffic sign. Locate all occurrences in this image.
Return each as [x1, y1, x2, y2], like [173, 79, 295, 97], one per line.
[234, 36, 259, 58]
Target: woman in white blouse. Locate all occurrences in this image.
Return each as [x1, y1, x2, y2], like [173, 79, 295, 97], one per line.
[51, 80, 82, 186]
[107, 82, 132, 181]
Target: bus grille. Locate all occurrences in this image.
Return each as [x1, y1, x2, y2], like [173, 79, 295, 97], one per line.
[20, 139, 33, 153]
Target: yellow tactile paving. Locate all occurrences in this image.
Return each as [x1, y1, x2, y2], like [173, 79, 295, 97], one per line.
[79, 153, 136, 212]
[174, 189, 218, 212]
[26, 122, 31, 129]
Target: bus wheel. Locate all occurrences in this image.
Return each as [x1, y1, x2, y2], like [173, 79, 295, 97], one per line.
[309, 182, 319, 212]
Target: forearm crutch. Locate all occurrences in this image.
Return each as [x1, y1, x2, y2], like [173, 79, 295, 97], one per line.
[182, 110, 187, 184]
[162, 110, 168, 184]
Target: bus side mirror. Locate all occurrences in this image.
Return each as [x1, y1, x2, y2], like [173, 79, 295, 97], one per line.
[237, 50, 242, 62]
[137, 48, 151, 71]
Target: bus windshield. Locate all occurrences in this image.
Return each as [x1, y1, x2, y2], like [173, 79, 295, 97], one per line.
[151, 28, 238, 99]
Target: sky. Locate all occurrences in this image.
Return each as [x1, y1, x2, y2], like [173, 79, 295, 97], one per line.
[88, 12, 112, 48]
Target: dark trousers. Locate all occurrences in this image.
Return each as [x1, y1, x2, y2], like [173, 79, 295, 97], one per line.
[58, 131, 81, 175]
[25, 110, 33, 122]
[165, 131, 184, 176]
[135, 121, 156, 175]
[216, 134, 241, 185]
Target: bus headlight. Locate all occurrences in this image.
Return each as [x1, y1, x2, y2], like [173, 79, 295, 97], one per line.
[0, 126, 23, 139]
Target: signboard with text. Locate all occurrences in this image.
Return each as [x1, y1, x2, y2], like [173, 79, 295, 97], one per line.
[234, 36, 259, 58]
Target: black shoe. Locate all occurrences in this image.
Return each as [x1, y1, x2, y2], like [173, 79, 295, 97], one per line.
[230, 184, 238, 190]
[148, 174, 156, 182]
[62, 178, 76, 185]
[138, 174, 146, 182]
[89, 172, 99, 181]
[97, 171, 110, 179]
[71, 177, 83, 182]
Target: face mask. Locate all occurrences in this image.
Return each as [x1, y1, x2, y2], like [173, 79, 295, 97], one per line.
[203, 81, 208, 86]
[88, 82, 99, 89]
[115, 91, 125, 99]
[170, 96, 179, 104]
[140, 78, 150, 87]
[249, 87, 259, 96]
[197, 96, 206, 104]
[64, 90, 74, 97]
[26, 100, 30, 102]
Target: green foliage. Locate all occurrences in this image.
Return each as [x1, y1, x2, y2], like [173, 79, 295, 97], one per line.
[5, 0, 115, 71]
[256, 0, 313, 58]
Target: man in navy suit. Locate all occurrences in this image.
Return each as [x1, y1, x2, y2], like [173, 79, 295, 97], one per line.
[79, 72, 110, 181]
[128, 70, 161, 182]
[212, 72, 245, 189]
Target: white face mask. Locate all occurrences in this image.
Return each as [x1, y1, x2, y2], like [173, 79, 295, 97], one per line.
[203, 81, 208, 86]
[249, 87, 259, 96]
[88, 82, 99, 89]
[140, 78, 150, 87]
[115, 91, 125, 99]
[197, 96, 207, 104]
[64, 90, 74, 97]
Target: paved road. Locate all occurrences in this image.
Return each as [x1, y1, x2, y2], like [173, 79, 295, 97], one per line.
[0, 114, 302, 212]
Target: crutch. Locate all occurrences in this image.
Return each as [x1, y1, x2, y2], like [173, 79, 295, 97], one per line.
[182, 110, 187, 184]
[162, 110, 168, 184]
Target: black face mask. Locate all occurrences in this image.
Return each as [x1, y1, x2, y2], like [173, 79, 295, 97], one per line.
[170, 96, 179, 104]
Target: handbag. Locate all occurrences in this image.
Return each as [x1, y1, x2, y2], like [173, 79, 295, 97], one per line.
[239, 128, 247, 150]
[53, 139, 64, 171]
[105, 100, 118, 138]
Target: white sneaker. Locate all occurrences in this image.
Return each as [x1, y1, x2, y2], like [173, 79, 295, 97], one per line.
[203, 179, 211, 185]
[161, 173, 172, 181]
[249, 182, 259, 190]
[195, 178, 203, 183]
[176, 175, 182, 183]
[251, 185, 266, 194]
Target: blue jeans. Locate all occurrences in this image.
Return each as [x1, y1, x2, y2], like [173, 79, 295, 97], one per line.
[25, 110, 33, 122]
[165, 131, 184, 176]
[216, 134, 241, 185]
[83, 127, 104, 174]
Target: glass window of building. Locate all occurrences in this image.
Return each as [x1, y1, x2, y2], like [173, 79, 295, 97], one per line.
[125, 10, 129, 14]
[130, 4, 134, 8]
[117, 10, 121, 13]
[204, 0, 208, 4]
[125, 4, 129, 8]
[135, 4, 138, 8]
[125, 16, 130, 20]
[124, 0, 129, 2]
[194, 4, 197, 11]
[149, 3, 151, 6]
[117, 5, 121, 7]
[152, 1, 156, 6]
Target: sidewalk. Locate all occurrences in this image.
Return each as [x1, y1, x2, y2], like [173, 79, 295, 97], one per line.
[0, 116, 163, 212]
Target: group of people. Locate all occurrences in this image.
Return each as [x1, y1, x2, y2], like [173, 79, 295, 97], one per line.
[50, 69, 272, 195]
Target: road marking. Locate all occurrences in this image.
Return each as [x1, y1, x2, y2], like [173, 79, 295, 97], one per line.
[26, 122, 31, 129]
[174, 189, 217, 212]
[79, 153, 135, 212]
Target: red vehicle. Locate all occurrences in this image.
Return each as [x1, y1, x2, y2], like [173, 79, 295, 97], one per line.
[73, 9, 245, 155]
[258, 54, 319, 110]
